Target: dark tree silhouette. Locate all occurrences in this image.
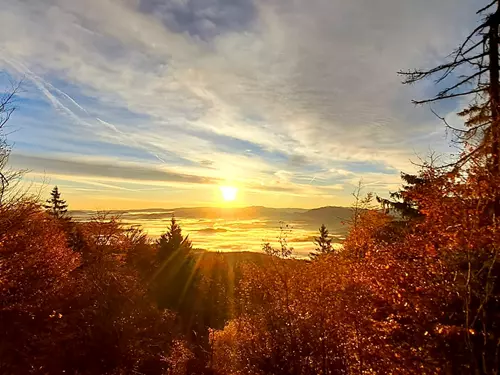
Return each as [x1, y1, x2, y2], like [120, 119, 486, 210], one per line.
[156, 215, 192, 262]
[153, 216, 197, 317]
[310, 224, 333, 259]
[44, 186, 68, 218]
[400, 2, 500, 173]
[0, 82, 22, 205]
[376, 173, 427, 219]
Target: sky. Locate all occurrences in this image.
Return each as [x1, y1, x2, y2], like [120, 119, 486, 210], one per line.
[0, 0, 484, 209]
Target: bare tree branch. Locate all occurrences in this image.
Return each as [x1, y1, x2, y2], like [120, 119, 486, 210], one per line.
[477, 0, 498, 14]
[0, 80, 23, 205]
[412, 87, 488, 105]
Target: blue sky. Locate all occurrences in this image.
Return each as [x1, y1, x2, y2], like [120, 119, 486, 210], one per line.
[0, 0, 484, 209]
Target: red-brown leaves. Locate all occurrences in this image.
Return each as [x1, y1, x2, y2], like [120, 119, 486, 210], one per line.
[211, 163, 500, 374]
[0, 202, 184, 374]
[0, 201, 80, 309]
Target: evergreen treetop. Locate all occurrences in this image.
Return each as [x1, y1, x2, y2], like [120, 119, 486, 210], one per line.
[310, 224, 334, 259]
[156, 215, 192, 262]
[43, 186, 68, 218]
[376, 173, 427, 219]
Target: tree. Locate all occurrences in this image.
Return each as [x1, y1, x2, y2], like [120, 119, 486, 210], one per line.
[156, 215, 192, 263]
[399, 5, 500, 371]
[152, 216, 198, 330]
[399, 1, 500, 213]
[0, 82, 22, 205]
[349, 182, 373, 231]
[309, 224, 333, 259]
[44, 186, 68, 218]
[376, 172, 427, 219]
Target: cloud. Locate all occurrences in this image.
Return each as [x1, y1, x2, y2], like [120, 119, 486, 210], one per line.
[9, 154, 219, 185]
[138, 0, 258, 39]
[0, 0, 484, 206]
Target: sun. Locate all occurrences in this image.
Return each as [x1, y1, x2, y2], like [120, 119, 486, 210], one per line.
[220, 186, 238, 202]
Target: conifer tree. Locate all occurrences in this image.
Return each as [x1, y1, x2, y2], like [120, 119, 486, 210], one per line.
[156, 215, 192, 263]
[310, 224, 333, 259]
[43, 186, 68, 218]
[153, 215, 197, 323]
[376, 173, 427, 219]
[400, 1, 500, 214]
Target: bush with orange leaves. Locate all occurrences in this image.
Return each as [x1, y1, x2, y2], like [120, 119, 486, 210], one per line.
[212, 232, 358, 374]
[0, 202, 189, 374]
[342, 209, 391, 259]
[211, 246, 454, 374]
[211, 255, 350, 375]
[0, 200, 80, 310]
[1, 201, 80, 373]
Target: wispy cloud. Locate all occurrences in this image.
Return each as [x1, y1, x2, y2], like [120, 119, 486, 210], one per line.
[9, 154, 220, 185]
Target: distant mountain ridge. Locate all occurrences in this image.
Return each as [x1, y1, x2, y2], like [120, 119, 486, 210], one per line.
[70, 205, 352, 232]
[299, 206, 352, 229]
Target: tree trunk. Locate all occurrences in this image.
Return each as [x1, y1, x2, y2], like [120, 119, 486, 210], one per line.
[489, 4, 500, 217]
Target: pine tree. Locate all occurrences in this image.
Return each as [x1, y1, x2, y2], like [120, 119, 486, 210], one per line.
[43, 186, 68, 218]
[153, 215, 198, 331]
[376, 173, 427, 219]
[156, 215, 192, 263]
[310, 224, 333, 259]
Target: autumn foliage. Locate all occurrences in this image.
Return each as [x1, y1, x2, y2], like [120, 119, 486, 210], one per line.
[2, 158, 500, 375]
[210, 163, 500, 374]
[0, 202, 184, 374]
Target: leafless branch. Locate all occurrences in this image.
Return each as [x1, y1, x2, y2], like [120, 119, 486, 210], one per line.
[412, 87, 488, 105]
[477, 0, 498, 14]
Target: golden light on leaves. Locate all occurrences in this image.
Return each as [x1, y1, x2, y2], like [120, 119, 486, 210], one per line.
[219, 186, 238, 202]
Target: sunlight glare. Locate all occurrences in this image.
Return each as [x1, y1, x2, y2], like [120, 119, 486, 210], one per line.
[220, 186, 238, 202]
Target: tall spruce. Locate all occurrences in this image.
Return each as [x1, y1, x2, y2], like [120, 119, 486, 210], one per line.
[153, 215, 198, 323]
[43, 186, 68, 218]
[310, 224, 333, 259]
[156, 215, 192, 263]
